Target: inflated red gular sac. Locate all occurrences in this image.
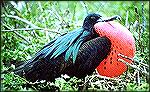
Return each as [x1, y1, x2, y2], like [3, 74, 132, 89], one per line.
[94, 21, 136, 77]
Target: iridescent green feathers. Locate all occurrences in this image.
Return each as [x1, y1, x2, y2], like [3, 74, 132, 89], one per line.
[31, 28, 91, 63]
[30, 13, 101, 63]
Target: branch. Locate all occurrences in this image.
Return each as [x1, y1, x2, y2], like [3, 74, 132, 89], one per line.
[118, 53, 133, 61]
[1, 14, 40, 28]
[13, 31, 30, 43]
[2, 23, 30, 43]
[1, 28, 62, 34]
[118, 53, 149, 68]
[51, 4, 61, 21]
[118, 53, 149, 76]
[125, 11, 129, 29]
[118, 59, 149, 76]
[80, 1, 88, 14]
[141, 3, 146, 35]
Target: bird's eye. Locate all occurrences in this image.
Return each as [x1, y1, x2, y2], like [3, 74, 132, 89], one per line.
[91, 16, 95, 20]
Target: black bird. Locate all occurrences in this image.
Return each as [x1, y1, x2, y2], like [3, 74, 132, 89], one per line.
[14, 13, 119, 82]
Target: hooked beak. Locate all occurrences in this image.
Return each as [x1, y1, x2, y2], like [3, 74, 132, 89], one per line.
[97, 15, 121, 23]
[96, 17, 103, 23]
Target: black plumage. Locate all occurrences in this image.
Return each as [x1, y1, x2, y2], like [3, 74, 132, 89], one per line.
[63, 37, 111, 78]
[14, 37, 111, 82]
[14, 13, 119, 82]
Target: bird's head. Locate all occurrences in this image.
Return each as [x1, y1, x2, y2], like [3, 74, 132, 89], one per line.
[83, 13, 102, 30]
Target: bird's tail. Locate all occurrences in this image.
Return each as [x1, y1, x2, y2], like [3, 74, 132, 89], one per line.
[13, 63, 25, 77]
[2, 60, 25, 75]
[13, 59, 38, 77]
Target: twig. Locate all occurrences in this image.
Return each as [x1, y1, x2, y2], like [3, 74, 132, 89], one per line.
[81, 74, 120, 91]
[38, 2, 43, 12]
[80, 1, 88, 14]
[93, 71, 122, 81]
[134, 6, 144, 53]
[51, 4, 61, 21]
[72, 3, 76, 21]
[2, 2, 9, 14]
[25, 2, 31, 14]
[1, 28, 62, 34]
[50, 4, 70, 29]
[141, 3, 146, 34]
[125, 11, 129, 29]
[1, 14, 40, 28]
[96, 74, 121, 81]
[83, 75, 95, 86]
[118, 59, 149, 76]
[13, 31, 30, 43]
[118, 53, 149, 68]
[24, 2, 38, 38]
[2, 23, 30, 43]
[118, 53, 133, 61]
[135, 59, 149, 68]
[137, 70, 140, 86]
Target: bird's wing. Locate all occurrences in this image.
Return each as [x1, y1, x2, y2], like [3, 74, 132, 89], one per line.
[14, 36, 111, 81]
[28, 28, 91, 63]
[65, 30, 91, 62]
[64, 37, 111, 78]
[49, 28, 92, 63]
[20, 28, 92, 69]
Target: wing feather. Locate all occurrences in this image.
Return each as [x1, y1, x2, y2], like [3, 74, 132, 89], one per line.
[24, 28, 91, 66]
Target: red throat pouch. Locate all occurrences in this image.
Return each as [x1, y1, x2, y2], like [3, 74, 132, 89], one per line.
[94, 21, 136, 77]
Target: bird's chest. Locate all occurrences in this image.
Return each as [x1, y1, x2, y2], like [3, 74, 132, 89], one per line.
[94, 21, 136, 77]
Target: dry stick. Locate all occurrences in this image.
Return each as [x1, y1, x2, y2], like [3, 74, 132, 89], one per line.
[80, 75, 96, 90]
[125, 11, 129, 29]
[118, 59, 149, 76]
[140, 3, 146, 53]
[51, 4, 61, 21]
[135, 7, 143, 53]
[82, 72, 120, 87]
[2, 15, 64, 35]
[94, 72, 121, 81]
[118, 53, 149, 68]
[118, 53, 133, 61]
[2, 23, 30, 43]
[118, 53, 149, 76]
[137, 60, 149, 68]
[72, 3, 76, 21]
[13, 31, 30, 43]
[1, 28, 62, 34]
[141, 3, 146, 34]
[2, 15, 39, 28]
[137, 70, 140, 86]
[2, 14, 40, 37]
[80, 1, 88, 14]
[50, 6, 70, 30]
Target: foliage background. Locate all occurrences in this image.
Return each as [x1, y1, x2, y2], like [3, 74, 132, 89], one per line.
[1, 1, 149, 91]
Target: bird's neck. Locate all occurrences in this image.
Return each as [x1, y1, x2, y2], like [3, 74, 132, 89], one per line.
[82, 22, 99, 41]
[82, 21, 94, 32]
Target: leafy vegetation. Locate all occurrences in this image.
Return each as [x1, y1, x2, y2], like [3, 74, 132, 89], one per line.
[1, 1, 149, 91]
